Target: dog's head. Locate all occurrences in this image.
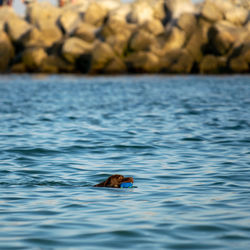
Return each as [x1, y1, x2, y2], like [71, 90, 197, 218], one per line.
[95, 175, 134, 188]
[122, 177, 134, 183]
[103, 174, 124, 188]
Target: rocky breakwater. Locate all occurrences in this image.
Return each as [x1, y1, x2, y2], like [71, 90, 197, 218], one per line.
[0, 0, 249, 74]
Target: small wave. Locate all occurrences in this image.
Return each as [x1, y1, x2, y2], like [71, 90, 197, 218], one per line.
[221, 125, 246, 130]
[210, 181, 225, 186]
[15, 169, 49, 175]
[24, 238, 60, 246]
[239, 138, 250, 143]
[62, 204, 88, 209]
[7, 147, 60, 156]
[187, 224, 228, 233]
[113, 144, 157, 150]
[181, 136, 204, 142]
[60, 145, 89, 151]
[219, 234, 250, 240]
[211, 139, 235, 145]
[112, 230, 143, 237]
[0, 180, 91, 188]
[0, 170, 11, 174]
[38, 117, 53, 122]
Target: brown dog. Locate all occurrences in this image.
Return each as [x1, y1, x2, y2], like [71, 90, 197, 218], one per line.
[94, 174, 134, 188]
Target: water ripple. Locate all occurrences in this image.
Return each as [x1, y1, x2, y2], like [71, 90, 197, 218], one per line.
[0, 75, 250, 249]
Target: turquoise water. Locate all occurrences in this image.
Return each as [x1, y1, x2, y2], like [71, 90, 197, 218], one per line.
[0, 75, 250, 249]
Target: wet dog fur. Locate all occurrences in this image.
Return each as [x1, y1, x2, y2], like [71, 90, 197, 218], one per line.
[94, 174, 134, 188]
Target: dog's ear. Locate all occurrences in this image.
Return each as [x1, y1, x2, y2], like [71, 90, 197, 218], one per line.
[118, 175, 124, 182]
[94, 174, 129, 188]
[105, 175, 124, 187]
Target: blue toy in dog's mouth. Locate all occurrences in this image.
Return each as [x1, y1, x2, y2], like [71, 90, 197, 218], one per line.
[120, 182, 133, 188]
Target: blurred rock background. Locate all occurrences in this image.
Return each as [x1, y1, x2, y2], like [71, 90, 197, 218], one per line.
[1, 0, 249, 74]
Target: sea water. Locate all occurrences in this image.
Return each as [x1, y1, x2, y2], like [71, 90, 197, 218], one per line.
[0, 75, 250, 249]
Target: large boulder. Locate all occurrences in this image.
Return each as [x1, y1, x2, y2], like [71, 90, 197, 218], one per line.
[127, 0, 154, 25]
[213, 0, 234, 11]
[247, 21, 250, 32]
[40, 55, 74, 73]
[26, 2, 61, 27]
[21, 25, 62, 48]
[188, 16, 215, 59]
[108, 3, 131, 22]
[0, 22, 4, 32]
[73, 22, 98, 43]
[84, 2, 108, 27]
[95, 0, 121, 11]
[40, 56, 59, 74]
[233, 0, 250, 10]
[157, 27, 186, 55]
[202, 0, 249, 23]
[59, 10, 81, 35]
[199, 54, 227, 73]
[229, 42, 250, 73]
[160, 49, 194, 73]
[40, 26, 62, 48]
[0, 32, 14, 72]
[165, 0, 196, 21]
[202, 0, 249, 25]
[5, 17, 32, 43]
[20, 27, 44, 48]
[0, 6, 17, 28]
[201, 0, 224, 22]
[208, 21, 249, 55]
[106, 34, 129, 56]
[206, 0, 249, 18]
[177, 13, 197, 40]
[22, 47, 48, 72]
[225, 7, 249, 26]
[129, 30, 157, 51]
[10, 63, 26, 73]
[25, 3, 63, 47]
[62, 37, 94, 64]
[229, 56, 249, 73]
[141, 18, 165, 36]
[89, 42, 116, 73]
[241, 43, 250, 64]
[61, 1, 90, 14]
[184, 17, 212, 63]
[101, 17, 135, 40]
[169, 49, 194, 73]
[185, 27, 204, 63]
[103, 56, 127, 74]
[151, 0, 166, 21]
[125, 51, 161, 73]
